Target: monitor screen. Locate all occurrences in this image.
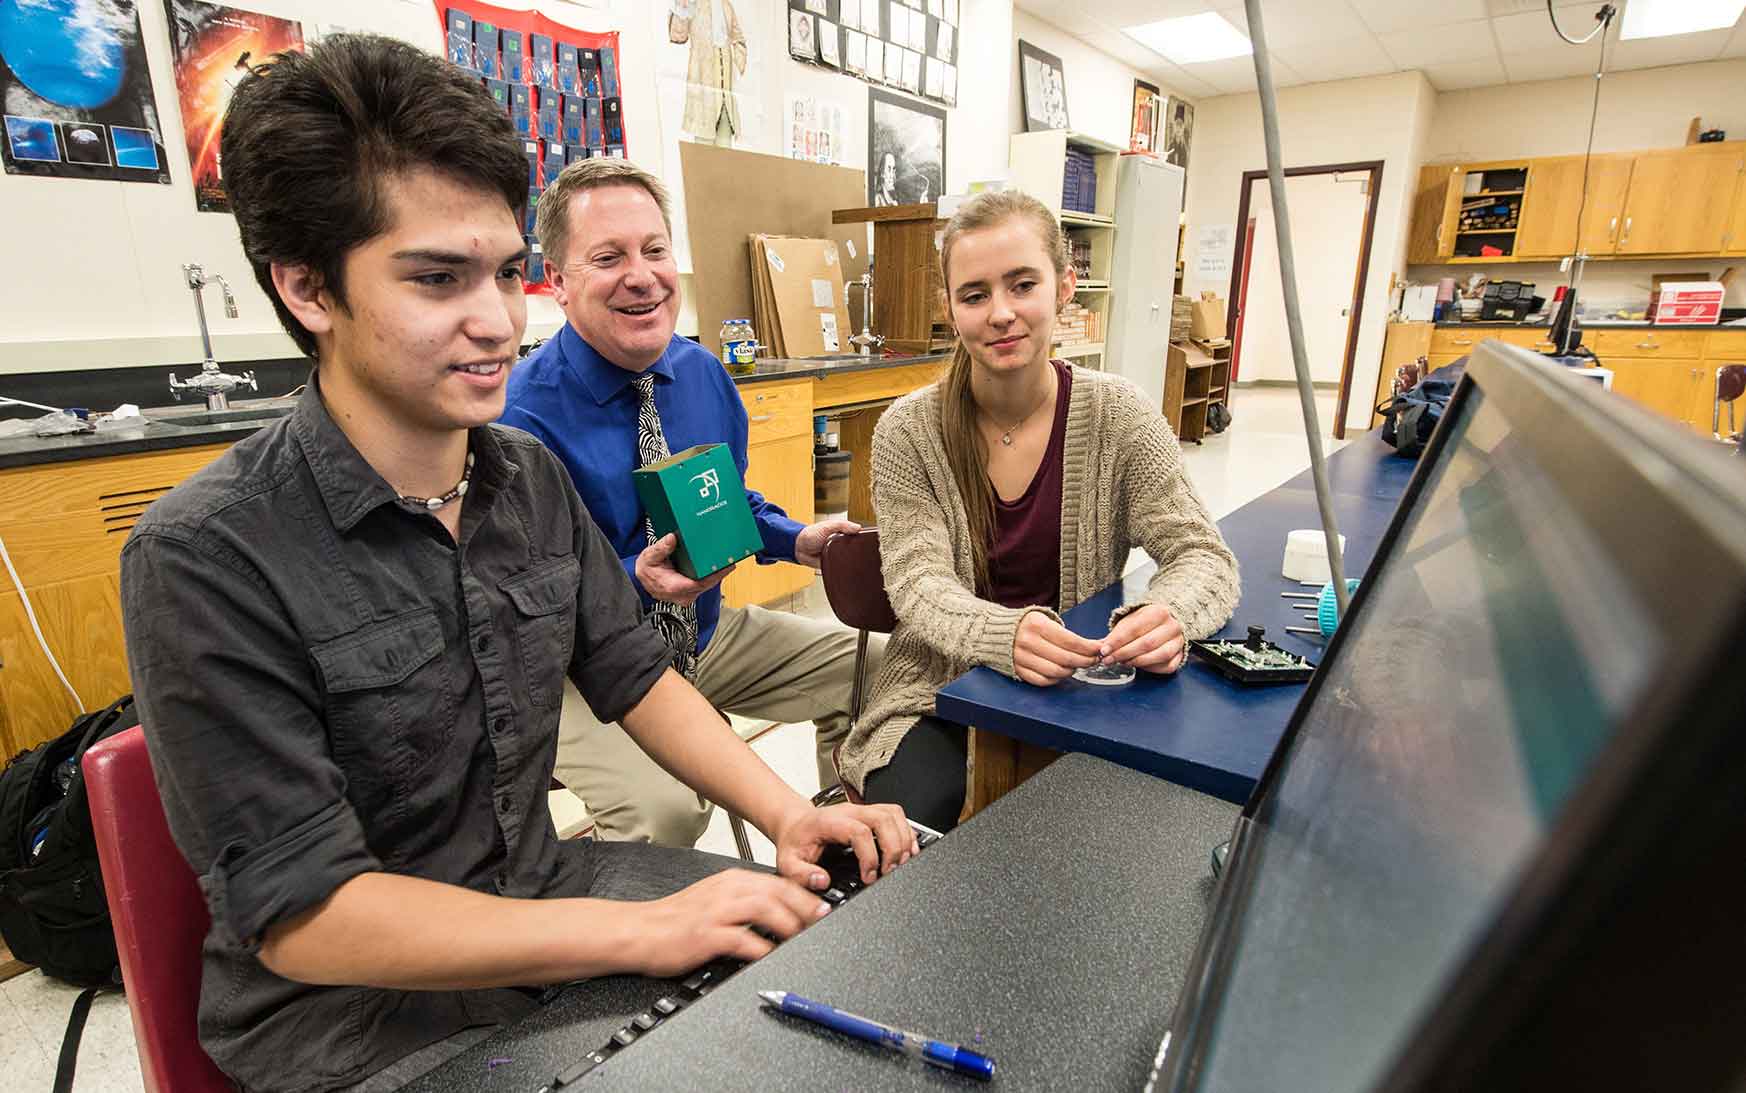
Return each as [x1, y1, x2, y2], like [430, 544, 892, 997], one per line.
[1175, 380, 1669, 1092]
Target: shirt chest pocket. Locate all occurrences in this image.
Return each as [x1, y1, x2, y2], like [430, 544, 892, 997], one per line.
[501, 555, 580, 708]
[310, 608, 455, 789]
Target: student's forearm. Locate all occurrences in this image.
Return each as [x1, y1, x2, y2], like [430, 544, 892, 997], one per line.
[618, 669, 809, 839]
[258, 872, 649, 990]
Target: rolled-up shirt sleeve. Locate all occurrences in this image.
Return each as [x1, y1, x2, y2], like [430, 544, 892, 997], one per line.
[121, 529, 380, 952]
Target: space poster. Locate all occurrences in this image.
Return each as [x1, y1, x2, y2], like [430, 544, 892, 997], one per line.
[163, 0, 303, 211]
[0, 0, 172, 184]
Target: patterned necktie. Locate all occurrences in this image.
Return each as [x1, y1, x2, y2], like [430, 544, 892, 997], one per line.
[632, 372, 699, 678]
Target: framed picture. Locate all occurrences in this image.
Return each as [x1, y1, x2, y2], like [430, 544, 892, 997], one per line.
[1131, 79, 1161, 154]
[868, 87, 945, 207]
[789, 10, 818, 62]
[1017, 40, 1069, 132]
[1164, 96, 1194, 169]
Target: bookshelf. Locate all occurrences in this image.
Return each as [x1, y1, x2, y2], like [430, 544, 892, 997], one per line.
[1009, 130, 1123, 366]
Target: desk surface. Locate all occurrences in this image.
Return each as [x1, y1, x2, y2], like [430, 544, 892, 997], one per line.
[937, 438, 1417, 804]
[411, 754, 1237, 1092]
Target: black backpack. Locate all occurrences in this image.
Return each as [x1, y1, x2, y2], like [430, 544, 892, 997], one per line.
[1378, 358, 1467, 458]
[0, 694, 138, 988]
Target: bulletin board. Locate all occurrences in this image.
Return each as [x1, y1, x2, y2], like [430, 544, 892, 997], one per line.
[786, 0, 960, 108]
[433, 0, 629, 285]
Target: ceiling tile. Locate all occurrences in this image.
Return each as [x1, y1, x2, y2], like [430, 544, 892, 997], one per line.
[1271, 36, 1399, 83]
[1350, 0, 1488, 34]
[1378, 20, 1498, 66]
[1216, 0, 1375, 48]
[1606, 27, 1734, 70]
[1183, 54, 1306, 94]
[1490, 7, 1614, 50]
[1420, 56, 1510, 90]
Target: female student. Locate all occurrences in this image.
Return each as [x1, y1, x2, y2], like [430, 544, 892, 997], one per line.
[836, 190, 1241, 830]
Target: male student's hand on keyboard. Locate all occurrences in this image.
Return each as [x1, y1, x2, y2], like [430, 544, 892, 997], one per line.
[630, 870, 832, 976]
[771, 802, 919, 889]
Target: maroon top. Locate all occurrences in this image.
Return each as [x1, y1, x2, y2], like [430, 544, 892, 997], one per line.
[984, 360, 1073, 610]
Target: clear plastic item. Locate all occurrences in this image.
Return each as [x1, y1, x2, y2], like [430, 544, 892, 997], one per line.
[30, 410, 96, 437]
[1073, 658, 1137, 686]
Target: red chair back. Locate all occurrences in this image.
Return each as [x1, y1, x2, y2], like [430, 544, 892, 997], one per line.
[820, 528, 898, 635]
[83, 726, 234, 1093]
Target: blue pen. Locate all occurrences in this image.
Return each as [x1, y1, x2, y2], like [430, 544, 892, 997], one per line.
[758, 990, 994, 1081]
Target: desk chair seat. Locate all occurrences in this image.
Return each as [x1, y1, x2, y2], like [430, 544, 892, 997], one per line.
[82, 726, 234, 1093]
[1714, 363, 1744, 444]
[812, 529, 897, 809]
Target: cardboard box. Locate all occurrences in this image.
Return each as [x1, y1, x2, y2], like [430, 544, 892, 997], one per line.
[632, 444, 763, 579]
[1190, 292, 1227, 341]
[749, 235, 853, 358]
[1650, 280, 1724, 325]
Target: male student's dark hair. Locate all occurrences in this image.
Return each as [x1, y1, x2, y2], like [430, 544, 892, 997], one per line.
[220, 34, 527, 359]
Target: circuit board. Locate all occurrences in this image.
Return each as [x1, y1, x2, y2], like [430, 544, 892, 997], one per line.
[1190, 628, 1316, 684]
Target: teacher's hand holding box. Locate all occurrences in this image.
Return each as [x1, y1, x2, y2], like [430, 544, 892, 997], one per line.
[632, 443, 764, 582]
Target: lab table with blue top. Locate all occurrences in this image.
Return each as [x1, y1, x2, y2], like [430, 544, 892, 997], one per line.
[942, 435, 1417, 810]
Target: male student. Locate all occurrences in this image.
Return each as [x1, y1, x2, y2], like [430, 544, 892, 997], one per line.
[501, 158, 884, 847]
[120, 35, 913, 1093]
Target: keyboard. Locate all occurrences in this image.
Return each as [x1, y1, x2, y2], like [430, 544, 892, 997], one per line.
[538, 820, 945, 1090]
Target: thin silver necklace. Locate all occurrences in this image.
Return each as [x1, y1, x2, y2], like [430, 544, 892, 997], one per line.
[399, 452, 475, 510]
[986, 377, 1053, 446]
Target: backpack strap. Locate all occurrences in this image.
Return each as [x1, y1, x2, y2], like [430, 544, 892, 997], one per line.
[52, 986, 104, 1093]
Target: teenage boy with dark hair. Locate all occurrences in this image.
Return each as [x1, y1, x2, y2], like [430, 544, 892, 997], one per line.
[120, 35, 914, 1093]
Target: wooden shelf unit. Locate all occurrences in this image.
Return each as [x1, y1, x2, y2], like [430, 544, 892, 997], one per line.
[1010, 130, 1125, 368]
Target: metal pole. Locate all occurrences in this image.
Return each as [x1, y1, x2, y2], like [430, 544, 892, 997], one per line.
[1244, 0, 1350, 618]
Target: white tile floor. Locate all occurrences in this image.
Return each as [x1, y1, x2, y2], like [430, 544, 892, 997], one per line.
[13, 386, 1354, 1087]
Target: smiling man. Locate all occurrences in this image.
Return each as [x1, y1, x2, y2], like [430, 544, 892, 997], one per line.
[501, 159, 885, 848]
[120, 36, 912, 1093]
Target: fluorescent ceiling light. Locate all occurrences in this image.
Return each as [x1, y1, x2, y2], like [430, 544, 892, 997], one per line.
[1125, 13, 1253, 64]
[1619, 0, 1746, 38]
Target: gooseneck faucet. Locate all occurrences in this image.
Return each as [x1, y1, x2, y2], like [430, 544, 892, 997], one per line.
[844, 270, 884, 355]
[170, 263, 256, 411]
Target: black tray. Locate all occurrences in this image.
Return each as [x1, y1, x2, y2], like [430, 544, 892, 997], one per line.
[1189, 635, 1316, 685]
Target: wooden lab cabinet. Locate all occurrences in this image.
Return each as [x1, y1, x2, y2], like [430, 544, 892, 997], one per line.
[0, 444, 230, 756]
[722, 379, 816, 610]
[1410, 143, 1746, 263]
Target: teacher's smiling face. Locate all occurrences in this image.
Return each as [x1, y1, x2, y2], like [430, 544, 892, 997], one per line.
[548, 183, 681, 373]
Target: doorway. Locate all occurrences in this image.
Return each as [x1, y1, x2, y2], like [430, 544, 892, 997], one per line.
[1226, 161, 1382, 440]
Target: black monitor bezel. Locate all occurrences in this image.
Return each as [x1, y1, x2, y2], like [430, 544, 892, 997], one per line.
[1157, 341, 1746, 1092]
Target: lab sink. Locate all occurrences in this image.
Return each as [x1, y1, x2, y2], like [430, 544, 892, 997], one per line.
[152, 406, 291, 428]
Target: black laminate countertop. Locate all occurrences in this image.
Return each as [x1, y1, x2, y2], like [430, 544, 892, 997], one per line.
[1433, 320, 1746, 331]
[0, 352, 949, 471]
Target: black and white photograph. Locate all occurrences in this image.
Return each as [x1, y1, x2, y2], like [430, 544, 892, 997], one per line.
[819, 19, 841, 67]
[1164, 96, 1194, 170]
[1018, 39, 1069, 132]
[789, 10, 817, 62]
[868, 87, 944, 207]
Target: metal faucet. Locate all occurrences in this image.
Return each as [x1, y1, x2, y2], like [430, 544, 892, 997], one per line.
[844, 272, 884, 355]
[170, 263, 255, 410]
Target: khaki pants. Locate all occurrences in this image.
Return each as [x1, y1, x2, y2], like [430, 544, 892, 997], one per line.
[555, 604, 885, 846]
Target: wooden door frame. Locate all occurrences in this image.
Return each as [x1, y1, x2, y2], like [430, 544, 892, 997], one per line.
[1225, 160, 1384, 440]
[1227, 217, 1258, 384]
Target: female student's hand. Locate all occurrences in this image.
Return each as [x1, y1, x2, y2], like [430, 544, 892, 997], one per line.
[1102, 604, 1189, 674]
[1014, 611, 1101, 686]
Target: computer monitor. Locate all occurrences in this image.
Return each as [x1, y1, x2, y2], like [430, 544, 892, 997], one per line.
[1154, 341, 1746, 1093]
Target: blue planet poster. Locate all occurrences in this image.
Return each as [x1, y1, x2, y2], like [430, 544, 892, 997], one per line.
[0, 0, 171, 183]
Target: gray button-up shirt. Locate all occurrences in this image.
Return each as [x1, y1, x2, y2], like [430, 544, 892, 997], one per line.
[121, 380, 673, 1092]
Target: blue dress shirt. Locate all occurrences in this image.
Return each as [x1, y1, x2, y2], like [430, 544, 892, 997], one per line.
[501, 323, 803, 654]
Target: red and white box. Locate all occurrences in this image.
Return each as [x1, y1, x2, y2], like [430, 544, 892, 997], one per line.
[1650, 281, 1724, 326]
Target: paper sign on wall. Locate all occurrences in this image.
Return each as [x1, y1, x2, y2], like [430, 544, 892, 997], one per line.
[1193, 224, 1235, 280]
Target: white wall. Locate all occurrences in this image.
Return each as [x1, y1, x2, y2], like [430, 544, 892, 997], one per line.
[0, 0, 1019, 376]
[1425, 59, 1746, 163]
[1185, 70, 1437, 431]
[1009, 11, 1190, 154]
[1238, 174, 1373, 385]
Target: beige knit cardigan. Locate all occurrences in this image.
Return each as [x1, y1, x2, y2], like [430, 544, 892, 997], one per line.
[837, 364, 1242, 792]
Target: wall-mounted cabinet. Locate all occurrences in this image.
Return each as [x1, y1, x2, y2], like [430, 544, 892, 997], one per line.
[1408, 142, 1746, 265]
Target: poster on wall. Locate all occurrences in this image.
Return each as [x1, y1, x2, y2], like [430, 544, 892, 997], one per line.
[164, 0, 306, 213]
[868, 87, 943, 207]
[1130, 79, 1160, 154]
[0, 0, 171, 184]
[670, 0, 750, 146]
[1164, 97, 1194, 170]
[1017, 40, 1068, 132]
[785, 94, 844, 165]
